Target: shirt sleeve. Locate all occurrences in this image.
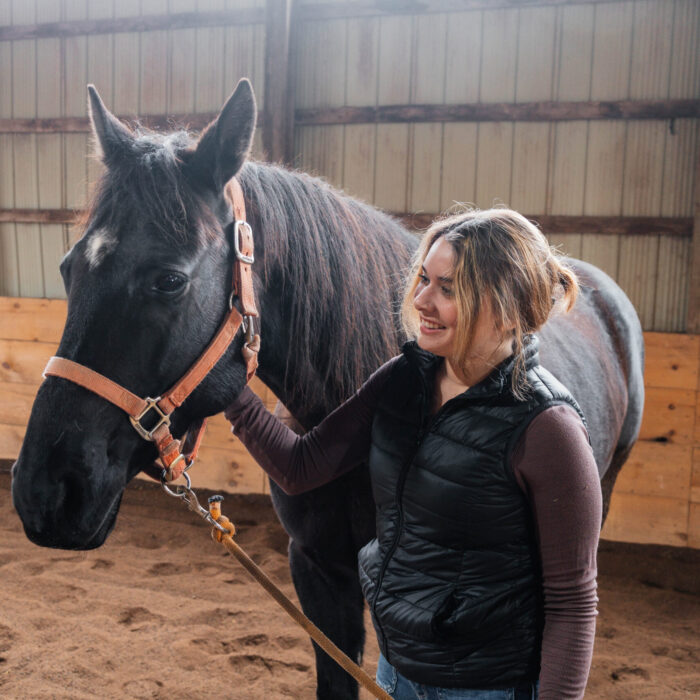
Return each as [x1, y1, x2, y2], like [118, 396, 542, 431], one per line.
[224, 356, 400, 495]
[511, 404, 602, 700]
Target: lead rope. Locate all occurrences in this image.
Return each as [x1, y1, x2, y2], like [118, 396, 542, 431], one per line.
[163, 476, 393, 700]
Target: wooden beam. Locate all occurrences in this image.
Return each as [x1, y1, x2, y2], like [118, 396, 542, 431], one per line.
[0, 9, 265, 41]
[297, 0, 633, 21]
[262, 0, 295, 164]
[688, 141, 700, 333]
[1, 208, 693, 238]
[3, 100, 695, 135]
[0, 209, 77, 224]
[395, 213, 694, 237]
[0, 112, 266, 135]
[296, 99, 700, 125]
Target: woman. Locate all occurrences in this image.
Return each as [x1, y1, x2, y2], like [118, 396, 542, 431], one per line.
[225, 208, 602, 699]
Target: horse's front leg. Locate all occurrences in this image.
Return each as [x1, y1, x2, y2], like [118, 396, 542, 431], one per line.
[270, 468, 375, 700]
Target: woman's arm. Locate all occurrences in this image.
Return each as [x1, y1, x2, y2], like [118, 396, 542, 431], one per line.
[512, 404, 602, 700]
[224, 356, 400, 495]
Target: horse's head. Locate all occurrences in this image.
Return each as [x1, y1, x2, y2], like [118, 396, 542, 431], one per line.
[12, 80, 258, 549]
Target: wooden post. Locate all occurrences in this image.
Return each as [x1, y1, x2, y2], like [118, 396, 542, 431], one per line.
[263, 0, 295, 164]
[688, 145, 700, 334]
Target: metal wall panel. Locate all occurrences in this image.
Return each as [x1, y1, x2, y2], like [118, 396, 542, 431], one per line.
[0, 0, 697, 332]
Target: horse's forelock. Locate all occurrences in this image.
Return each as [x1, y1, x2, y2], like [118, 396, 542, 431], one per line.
[82, 127, 221, 249]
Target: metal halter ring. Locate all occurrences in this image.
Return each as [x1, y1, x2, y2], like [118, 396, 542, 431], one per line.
[161, 469, 191, 497]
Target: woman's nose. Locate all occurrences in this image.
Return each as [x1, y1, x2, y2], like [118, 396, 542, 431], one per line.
[413, 285, 432, 312]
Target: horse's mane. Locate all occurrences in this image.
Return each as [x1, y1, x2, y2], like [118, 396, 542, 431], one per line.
[81, 129, 417, 415]
[238, 163, 416, 413]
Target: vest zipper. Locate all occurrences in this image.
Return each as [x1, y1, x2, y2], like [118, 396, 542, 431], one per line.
[371, 382, 431, 659]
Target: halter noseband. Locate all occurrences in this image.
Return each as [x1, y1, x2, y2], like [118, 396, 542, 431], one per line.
[42, 177, 259, 483]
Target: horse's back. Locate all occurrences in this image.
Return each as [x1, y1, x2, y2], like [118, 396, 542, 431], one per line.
[538, 258, 644, 479]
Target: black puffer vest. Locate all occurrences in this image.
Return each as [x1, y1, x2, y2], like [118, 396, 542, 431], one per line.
[358, 336, 586, 688]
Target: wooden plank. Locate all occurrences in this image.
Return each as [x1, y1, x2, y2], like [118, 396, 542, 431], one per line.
[140, 30, 169, 127]
[5, 208, 692, 238]
[689, 502, 700, 549]
[643, 331, 700, 390]
[0, 9, 265, 41]
[225, 24, 264, 111]
[617, 235, 660, 330]
[555, 3, 594, 101]
[580, 234, 619, 281]
[510, 123, 550, 214]
[692, 447, 700, 504]
[113, 0, 141, 116]
[444, 12, 480, 105]
[0, 339, 57, 384]
[342, 124, 376, 203]
[373, 124, 409, 212]
[669, 0, 700, 100]
[601, 491, 689, 547]
[263, 0, 294, 163]
[408, 123, 443, 213]
[0, 381, 40, 427]
[688, 136, 700, 333]
[590, 1, 634, 101]
[515, 6, 556, 102]
[584, 121, 626, 216]
[654, 235, 691, 333]
[622, 121, 666, 216]
[0, 224, 19, 297]
[168, 28, 197, 114]
[0, 297, 66, 347]
[474, 122, 513, 209]
[0, 423, 26, 460]
[546, 233, 581, 259]
[628, 0, 674, 100]
[297, 0, 630, 20]
[613, 440, 692, 501]
[1, 100, 697, 133]
[377, 15, 412, 106]
[479, 7, 517, 102]
[440, 123, 478, 211]
[412, 13, 446, 104]
[638, 386, 696, 445]
[346, 17, 379, 107]
[194, 25, 226, 113]
[548, 121, 587, 215]
[662, 118, 697, 218]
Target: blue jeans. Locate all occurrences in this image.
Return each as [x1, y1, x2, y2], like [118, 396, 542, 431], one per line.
[376, 654, 539, 700]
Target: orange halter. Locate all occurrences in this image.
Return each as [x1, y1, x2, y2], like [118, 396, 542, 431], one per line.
[43, 178, 258, 483]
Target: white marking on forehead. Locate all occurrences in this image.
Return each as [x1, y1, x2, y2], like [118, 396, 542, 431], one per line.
[85, 228, 118, 270]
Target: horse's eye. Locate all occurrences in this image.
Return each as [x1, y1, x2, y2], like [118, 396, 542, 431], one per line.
[153, 272, 188, 295]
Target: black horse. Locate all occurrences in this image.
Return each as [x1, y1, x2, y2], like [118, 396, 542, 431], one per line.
[12, 80, 644, 699]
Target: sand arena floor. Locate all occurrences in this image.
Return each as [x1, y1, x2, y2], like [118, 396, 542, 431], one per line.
[1, 470, 698, 699]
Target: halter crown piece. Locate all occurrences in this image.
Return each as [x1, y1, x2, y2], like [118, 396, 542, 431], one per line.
[43, 178, 259, 482]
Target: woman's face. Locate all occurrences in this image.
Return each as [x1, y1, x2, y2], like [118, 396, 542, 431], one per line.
[413, 237, 508, 363]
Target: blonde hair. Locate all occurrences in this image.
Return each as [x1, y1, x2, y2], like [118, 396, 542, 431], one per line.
[401, 208, 578, 398]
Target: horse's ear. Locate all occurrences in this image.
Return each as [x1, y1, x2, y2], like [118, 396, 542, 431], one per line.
[87, 84, 133, 165]
[191, 79, 257, 191]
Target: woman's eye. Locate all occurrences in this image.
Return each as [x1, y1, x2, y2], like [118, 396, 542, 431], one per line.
[153, 272, 188, 295]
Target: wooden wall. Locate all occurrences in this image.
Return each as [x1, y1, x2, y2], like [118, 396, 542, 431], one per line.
[0, 0, 699, 331]
[2, 295, 700, 548]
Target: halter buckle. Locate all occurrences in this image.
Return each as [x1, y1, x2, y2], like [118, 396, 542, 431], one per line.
[234, 220, 254, 264]
[129, 397, 171, 441]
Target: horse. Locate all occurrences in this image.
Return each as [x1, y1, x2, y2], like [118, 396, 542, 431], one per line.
[11, 79, 644, 699]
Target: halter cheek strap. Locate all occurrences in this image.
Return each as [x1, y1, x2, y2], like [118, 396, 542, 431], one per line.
[43, 177, 259, 483]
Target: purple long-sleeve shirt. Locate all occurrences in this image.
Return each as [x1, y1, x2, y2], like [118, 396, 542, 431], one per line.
[225, 357, 601, 698]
